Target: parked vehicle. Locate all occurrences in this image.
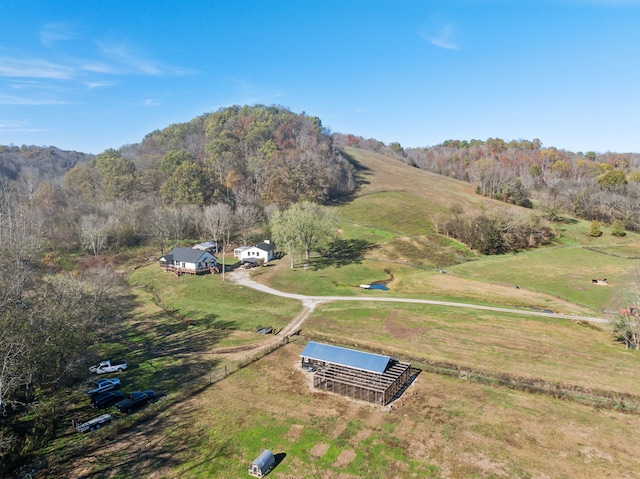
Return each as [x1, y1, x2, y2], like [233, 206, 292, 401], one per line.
[72, 413, 113, 433]
[87, 377, 121, 396]
[89, 359, 128, 374]
[115, 390, 156, 413]
[91, 390, 125, 409]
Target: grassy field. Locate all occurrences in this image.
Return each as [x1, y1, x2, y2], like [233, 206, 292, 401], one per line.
[57, 344, 640, 479]
[303, 301, 640, 395]
[36, 147, 640, 479]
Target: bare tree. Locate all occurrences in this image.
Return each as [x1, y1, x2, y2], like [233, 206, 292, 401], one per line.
[147, 206, 171, 255]
[80, 214, 108, 256]
[202, 202, 233, 247]
[235, 203, 261, 246]
[613, 267, 640, 350]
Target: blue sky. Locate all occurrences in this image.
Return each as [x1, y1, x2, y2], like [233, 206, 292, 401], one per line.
[1, 0, 639, 154]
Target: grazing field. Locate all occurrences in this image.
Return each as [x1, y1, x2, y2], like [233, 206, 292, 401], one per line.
[448, 245, 636, 311]
[303, 301, 640, 395]
[58, 344, 640, 479]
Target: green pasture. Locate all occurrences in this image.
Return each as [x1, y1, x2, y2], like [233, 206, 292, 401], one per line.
[553, 216, 640, 247]
[448, 245, 640, 311]
[303, 301, 640, 395]
[252, 259, 395, 296]
[128, 264, 301, 334]
[339, 191, 447, 236]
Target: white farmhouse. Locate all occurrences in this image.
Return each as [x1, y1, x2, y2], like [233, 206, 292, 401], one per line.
[237, 240, 276, 264]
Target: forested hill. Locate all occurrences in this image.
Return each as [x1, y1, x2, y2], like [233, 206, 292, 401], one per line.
[0, 145, 93, 183]
[107, 104, 357, 206]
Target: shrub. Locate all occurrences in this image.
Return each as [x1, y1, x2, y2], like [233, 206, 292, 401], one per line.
[611, 219, 626, 237]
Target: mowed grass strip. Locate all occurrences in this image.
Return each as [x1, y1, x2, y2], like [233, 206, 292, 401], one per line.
[303, 301, 640, 396]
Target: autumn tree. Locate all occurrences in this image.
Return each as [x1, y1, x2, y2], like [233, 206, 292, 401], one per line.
[270, 208, 299, 268]
[597, 169, 627, 193]
[63, 163, 99, 203]
[611, 219, 626, 237]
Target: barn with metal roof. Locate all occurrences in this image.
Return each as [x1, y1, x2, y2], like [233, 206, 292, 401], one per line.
[300, 341, 412, 405]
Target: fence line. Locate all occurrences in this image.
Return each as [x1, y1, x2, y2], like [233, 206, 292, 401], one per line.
[188, 334, 297, 396]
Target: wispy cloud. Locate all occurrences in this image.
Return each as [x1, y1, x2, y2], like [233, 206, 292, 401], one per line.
[0, 57, 74, 79]
[142, 98, 161, 107]
[40, 23, 77, 47]
[85, 80, 115, 89]
[0, 119, 46, 133]
[0, 92, 72, 105]
[79, 60, 122, 75]
[98, 42, 163, 75]
[421, 25, 459, 50]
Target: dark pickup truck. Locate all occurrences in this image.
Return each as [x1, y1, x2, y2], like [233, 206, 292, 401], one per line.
[115, 390, 156, 413]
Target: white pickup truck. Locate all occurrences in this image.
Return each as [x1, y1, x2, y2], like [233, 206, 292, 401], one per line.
[89, 360, 128, 374]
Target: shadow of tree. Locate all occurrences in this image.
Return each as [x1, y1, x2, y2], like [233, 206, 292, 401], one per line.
[328, 150, 371, 205]
[63, 411, 237, 479]
[313, 239, 377, 270]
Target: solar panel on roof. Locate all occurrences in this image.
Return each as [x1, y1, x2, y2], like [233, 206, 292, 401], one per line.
[300, 341, 390, 374]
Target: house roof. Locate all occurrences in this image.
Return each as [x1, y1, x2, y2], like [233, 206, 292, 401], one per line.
[255, 241, 275, 252]
[161, 247, 215, 264]
[193, 241, 216, 250]
[300, 341, 391, 374]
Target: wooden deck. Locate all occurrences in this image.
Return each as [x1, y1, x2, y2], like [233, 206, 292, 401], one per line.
[160, 264, 220, 276]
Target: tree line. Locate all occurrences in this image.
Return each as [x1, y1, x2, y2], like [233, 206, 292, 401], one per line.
[0, 181, 127, 474]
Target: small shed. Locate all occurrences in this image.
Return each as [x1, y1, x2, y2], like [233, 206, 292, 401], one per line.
[193, 241, 217, 252]
[248, 449, 275, 477]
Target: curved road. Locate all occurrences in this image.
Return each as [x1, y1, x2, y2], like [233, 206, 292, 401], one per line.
[228, 269, 612, 327]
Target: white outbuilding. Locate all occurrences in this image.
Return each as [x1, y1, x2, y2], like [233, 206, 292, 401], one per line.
[248, 449, 276, 477]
